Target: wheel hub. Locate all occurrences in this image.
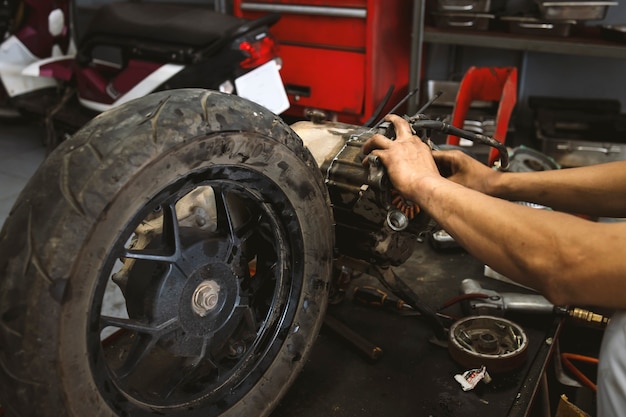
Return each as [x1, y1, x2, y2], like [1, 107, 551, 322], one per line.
[191, 279, 221, 317]
[177, 261, 242, 340]
[125, 231, 245, 356]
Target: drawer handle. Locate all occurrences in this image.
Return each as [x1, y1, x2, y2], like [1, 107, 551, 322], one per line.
[519, 22, 554, 29]
[240, 2, 367, 18]
[556, 143, 622, 154]
[285, 84, 311, 99]
[448, 19, 477, 27]
[540, 1, 617, 6]
[441, 4, 475, 11]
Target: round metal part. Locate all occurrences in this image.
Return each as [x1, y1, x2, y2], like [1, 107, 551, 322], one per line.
[448, 315, 528, 373]
[507, 146, 560, 172]
[386, 209, 409, 231]
[191, 280, 221, 317]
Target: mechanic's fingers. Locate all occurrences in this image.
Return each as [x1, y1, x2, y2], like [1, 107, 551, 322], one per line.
[361, 148, 383, 167]
[385, 114, 414, 139]
[432, 149, 466, 177]
[385, 114, 407, 125]
[432, 149, 466, 167]
[362, 133, 392, 155]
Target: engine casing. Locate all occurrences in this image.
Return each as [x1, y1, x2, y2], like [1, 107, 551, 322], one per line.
[291, 120, 432, 266]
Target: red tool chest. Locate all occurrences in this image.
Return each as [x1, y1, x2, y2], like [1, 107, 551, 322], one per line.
[234, 0, 412, 124]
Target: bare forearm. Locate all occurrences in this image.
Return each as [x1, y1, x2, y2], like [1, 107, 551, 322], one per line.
[492, 161, 626, 218]
[362, 118, 626, 308]
[413, 176, 626, 309]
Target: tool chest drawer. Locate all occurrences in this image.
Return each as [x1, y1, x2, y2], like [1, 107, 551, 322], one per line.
[266, 15, 366, 50]
[237, 1, 367, 49]
[235, 0, 411, 123]
[279, 45, 365, 113]
[237, 0, 367, 9]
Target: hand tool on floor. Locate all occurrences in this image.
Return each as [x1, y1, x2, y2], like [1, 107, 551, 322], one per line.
[353, 285, 413, 311]
[460, 279, 610, 327]
[323, 313, 384, 361]
[460, 278, 554, 315]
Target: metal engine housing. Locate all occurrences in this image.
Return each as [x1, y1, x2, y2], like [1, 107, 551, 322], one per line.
[291, 120, 432, 266]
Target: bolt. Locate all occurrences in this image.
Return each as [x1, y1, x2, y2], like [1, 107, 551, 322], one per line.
[387, 209, 409, 231]
[192, 280, 220, 317]
[368, 154, 381, 167]
[193, 207, 208, 227]
[228, 341, 246, 358]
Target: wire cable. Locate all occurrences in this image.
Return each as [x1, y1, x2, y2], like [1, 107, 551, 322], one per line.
[561, 352, 599, 392]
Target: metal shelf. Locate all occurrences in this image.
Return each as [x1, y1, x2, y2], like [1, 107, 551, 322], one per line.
[408, 0, 626, 114]
[423, 26, 626, 59]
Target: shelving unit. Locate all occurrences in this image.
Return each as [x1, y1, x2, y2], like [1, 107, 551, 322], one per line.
[408, 0, 626, 114]
[423, 26, 626, 59]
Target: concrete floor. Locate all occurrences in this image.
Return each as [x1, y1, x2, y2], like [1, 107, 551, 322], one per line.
[0, 121, 47, 228]
[0, 119, 129, 330]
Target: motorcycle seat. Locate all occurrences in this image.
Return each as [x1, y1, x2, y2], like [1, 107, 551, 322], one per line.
[80, 3, 278, 64]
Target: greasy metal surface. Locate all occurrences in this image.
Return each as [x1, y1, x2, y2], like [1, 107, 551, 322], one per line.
[290, 120, 348, 168]
[293, 119, 432, 266]
[271, 242, 560, 417]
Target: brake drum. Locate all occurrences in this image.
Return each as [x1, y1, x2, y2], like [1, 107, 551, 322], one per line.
[448, 315, 529, 373]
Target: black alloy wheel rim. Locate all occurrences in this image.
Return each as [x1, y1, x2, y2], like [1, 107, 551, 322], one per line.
[87, 167, 303, 413]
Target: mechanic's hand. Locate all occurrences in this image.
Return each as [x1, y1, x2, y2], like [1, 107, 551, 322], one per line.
[433, 149, 502, 195]
[362, 114, 440, 202]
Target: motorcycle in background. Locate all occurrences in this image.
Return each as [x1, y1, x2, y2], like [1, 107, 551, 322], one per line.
[0, 0, 288, 149]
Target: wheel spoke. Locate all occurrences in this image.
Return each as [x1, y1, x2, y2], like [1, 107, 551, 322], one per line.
[121, 248, 178, 262]
[236, 304, 259, 338]
[257, 223, 279, 251]
[214, 187, 236, 239]
[100, 317, 181, 380]
[115, 333, 157, 380]
[123, 202, 181, 262]
[237, 213, 260, 247]
[160, 339, 209, 398]
[100, 315, 178, 335]
[161, 201, 182, 253]
[258, 261, 279, 283]
[214, 187, 258, 264]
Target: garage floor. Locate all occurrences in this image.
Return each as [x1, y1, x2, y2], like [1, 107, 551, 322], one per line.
[0, 122, 47, 226]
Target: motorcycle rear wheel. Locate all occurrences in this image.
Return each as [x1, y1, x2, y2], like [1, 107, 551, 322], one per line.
[0, 89, 334, 417]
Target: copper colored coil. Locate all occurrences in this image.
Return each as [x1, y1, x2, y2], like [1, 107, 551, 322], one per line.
[391, 192, 419, 220]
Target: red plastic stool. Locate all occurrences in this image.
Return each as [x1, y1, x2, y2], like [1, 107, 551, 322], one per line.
[446, 66, 518, 166]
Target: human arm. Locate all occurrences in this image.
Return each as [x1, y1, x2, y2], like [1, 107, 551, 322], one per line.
[362, 114, 626, 309]
[435, 149, 626, 218]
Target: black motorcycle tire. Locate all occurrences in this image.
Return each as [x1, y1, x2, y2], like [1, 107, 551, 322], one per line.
[0, 89, 334, 417]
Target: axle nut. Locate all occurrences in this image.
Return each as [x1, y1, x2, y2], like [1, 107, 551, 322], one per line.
[192, 280, 221, 317]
